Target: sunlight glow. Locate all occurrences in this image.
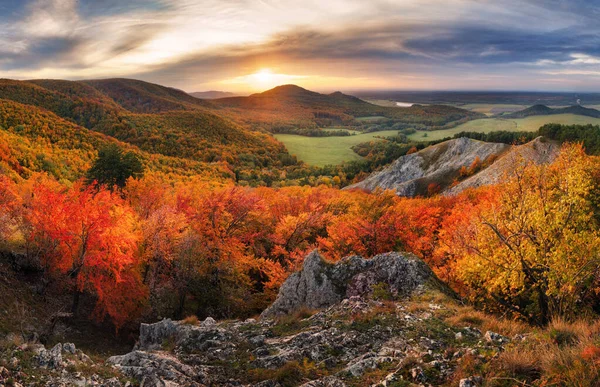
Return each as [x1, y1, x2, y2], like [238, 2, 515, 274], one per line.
[221, 69, 310, 91]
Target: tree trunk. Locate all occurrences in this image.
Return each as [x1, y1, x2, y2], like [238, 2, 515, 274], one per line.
[71, 289, 81, 316]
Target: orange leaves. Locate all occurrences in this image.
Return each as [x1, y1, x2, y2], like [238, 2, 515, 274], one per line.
[21, 178, 143, 329]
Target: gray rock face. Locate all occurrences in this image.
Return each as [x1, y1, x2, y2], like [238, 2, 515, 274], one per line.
[346, 138, 510, 197]
[261, 250, 442, 318]
[445, 137, 559, 196]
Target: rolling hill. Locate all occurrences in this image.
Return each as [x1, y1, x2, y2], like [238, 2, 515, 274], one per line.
[212, 84, 484, 130]
[0, 79, 298, 185]
[503, 104, 600, 119]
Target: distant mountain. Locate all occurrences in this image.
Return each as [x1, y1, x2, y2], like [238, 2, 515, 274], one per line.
[213, 84, 483, 130]
[189, 91, 239, 99]
[503, 104, 600, 119]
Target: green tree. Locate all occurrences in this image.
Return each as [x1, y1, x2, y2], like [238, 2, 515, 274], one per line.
[86, 144, 144, 188]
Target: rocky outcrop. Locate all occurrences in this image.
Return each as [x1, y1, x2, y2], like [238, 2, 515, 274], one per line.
[345, 137, 510, 197]
[445, 136, 559, 195]
[1, 338, 122, 386]
[261, 250, 444, 318]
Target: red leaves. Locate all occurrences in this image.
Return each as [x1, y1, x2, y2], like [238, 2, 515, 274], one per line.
[23, 177, 143, 329]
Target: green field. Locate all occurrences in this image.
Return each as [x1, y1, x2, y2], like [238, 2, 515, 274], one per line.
[355, 116, 387, 122]
[276, 114, 600, 166]
[274, 130, 399, 166]
[406, 114, 600, 142]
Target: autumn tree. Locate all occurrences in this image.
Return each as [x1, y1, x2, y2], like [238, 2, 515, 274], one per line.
[25, 181, 144, 328]
[452, 144, 600, 324]
[86, 144, 144, 189]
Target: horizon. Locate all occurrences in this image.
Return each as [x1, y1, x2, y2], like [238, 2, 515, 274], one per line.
[1, 1, 600, 93]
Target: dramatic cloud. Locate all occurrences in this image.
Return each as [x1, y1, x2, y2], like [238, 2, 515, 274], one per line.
[1, 0, 600, 91]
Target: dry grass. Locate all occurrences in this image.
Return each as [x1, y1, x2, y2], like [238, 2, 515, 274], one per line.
[446, 306, 529, 337]
[181, 315, 199, 325]
[459, 317, 600, 386]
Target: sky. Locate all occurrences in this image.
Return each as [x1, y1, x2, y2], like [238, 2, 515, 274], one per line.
[1, 0, 600, 93]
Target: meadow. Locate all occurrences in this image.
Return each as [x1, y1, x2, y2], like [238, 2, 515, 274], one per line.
[406, 113, 600, 142]
[276, 114, 600, 166]
[274, 130, 399, 166]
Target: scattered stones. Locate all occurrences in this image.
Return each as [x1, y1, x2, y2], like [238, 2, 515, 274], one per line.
[484, 331, 509, 344]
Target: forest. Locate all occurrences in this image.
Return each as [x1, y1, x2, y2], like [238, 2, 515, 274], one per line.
[1, 142, 598, 332]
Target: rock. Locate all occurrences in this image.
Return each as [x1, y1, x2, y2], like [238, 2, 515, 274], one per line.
[249, 334, 266, 346]
[345, 137, 510, 197]
[484, 331, 509, 344]
[136, 319, 179, 351]
[107, 350, 204, 386]
[460, 376, 483, 387]
[300, 376, 346, 386]
[202, 317, 216, 327]
[63, 342, 76, 354]
[261, 250, 446, 317]
[35, 343, 63, 368]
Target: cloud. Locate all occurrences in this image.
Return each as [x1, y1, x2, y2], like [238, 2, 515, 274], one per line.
[1, 0, 600, 91]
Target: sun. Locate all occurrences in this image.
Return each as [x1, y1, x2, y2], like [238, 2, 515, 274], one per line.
[251, 68, 275, 84]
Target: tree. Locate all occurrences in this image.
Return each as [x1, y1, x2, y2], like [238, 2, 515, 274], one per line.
[452, 144, 600, 324]
[86, 144, 144, 189]
[26, 181, 144, 328]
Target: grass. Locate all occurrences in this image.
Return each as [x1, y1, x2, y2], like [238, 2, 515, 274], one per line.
[355, 116, 387, 122]
[406, 114, 600, 142]
[274, 130, 399, 166]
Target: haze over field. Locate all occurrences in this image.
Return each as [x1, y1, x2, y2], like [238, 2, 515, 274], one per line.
[1, 0, 600, 92]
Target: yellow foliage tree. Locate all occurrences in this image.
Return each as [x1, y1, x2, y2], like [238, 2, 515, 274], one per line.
[455, 144, 600, 324]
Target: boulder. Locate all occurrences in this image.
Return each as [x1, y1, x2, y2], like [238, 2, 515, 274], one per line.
[261, 250, 445, 318]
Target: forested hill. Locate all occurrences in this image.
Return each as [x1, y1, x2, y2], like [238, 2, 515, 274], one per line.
[503, 104, 600, 119]
[213, 84, 483, 130]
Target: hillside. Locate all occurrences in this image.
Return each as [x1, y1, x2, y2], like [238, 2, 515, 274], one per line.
[504, 104, 600, 119]
[0, 98, 228, 181]
[345, 137, 511, 196]
[189, 90, 239, 99]
[213, 84, 483, 130]
[83, 78, 215, 113]
[446, 136, 560, 195]
[0, 79, 311, 185]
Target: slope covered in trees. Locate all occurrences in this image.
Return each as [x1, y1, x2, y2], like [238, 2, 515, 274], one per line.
[504, 104, 600, 118]
[1, 143, 598, 331]
[213, 84, 483, 130]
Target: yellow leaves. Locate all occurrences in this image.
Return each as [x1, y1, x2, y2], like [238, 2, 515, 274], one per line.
[450, 143, 600, 321]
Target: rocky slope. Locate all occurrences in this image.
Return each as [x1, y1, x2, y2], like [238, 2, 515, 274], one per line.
[347, 137, 560, 197]
[444, 137, 559, 195]
[105, 251, 504, 386]
[345, 138, 510, 197]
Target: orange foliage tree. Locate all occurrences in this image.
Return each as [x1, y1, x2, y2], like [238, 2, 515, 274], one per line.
[24, 179, 144, 328]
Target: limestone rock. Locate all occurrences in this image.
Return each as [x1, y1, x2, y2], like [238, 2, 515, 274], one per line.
[261, 250, 444, 318]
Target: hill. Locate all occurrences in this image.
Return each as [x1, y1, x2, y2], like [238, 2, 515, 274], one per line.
[345, 137, 511, 196]
[83, 78, 215, 113]
[504, 104, 600, 119]
[213, 84, 484, 130]
[189, 90, 239, 99]
[0, 78, 306, 185]
[445, 136, 559, 195]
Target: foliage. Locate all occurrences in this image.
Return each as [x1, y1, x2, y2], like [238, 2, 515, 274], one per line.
[86, 144, 144, 188]
[445, 144, 600, 324]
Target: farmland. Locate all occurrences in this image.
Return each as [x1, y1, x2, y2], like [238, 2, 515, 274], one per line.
[274, 130, 399, 166]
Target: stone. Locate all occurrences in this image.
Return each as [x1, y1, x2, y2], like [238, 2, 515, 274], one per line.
[62, 342, 76, 354]
[484, 331, 509, 344]
[261, 250, 445, 317]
